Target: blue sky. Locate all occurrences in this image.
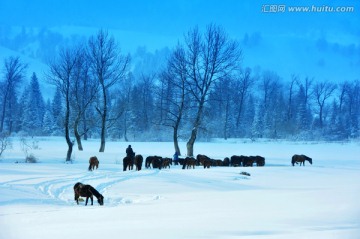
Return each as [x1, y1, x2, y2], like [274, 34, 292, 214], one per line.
[0, 0, 359, 82]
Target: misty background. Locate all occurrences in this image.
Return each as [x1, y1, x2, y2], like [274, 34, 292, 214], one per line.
[1, 0, 359, 82]
[0, 0, 359, 151]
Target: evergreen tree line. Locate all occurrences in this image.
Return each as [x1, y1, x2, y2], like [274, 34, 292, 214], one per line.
[1, 27, 359, 158]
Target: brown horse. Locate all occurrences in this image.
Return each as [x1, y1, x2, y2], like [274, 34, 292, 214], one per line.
[182, 157, 196, 169]
[292, 154, 313, 166]
[74, 182, 104, 206]
[134, 154, 143, 171]
[88, 156, 99, 171]
[161, 157, 171, 169]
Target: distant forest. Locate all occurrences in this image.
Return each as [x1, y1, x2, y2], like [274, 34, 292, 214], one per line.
[1, 26, 359, 158]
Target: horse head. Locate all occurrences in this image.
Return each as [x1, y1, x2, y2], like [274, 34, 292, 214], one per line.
[97, 195, 104, 205]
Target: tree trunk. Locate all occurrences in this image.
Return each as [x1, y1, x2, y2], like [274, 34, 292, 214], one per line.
[186, 97, 205, 157]
[319, 104, 324, 128]
[65, 96, 73, 162]
[173, 126, 181, 156]
[186, 127, 197, 157]
[99, 114, 106, 152]
[99, 84, 107, 152]
[74, 117, 83, 151]
[0, 89, 9, 132]
[65, 137, 74, 162]
[82, 111, 88, 140]
[223, 98, 230, 140]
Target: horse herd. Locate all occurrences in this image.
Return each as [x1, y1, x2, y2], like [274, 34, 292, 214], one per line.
[88, 153, 313, 171]
[78, 153, 312, 206]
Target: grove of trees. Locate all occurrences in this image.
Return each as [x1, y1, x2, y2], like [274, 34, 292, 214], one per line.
[0, 26, 359, 160]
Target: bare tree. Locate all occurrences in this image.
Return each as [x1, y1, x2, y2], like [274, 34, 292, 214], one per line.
[47, 47, 82, 161]
[71, 49, 98, 150]
[183, 24, 242, 156]
[313, 81, 337, 128]
[234, 67, 254, 133]
[88, 29, 130, 152]
[0, 132, 11, 158]
[287, 75, 298, 122]
[344, 80, 360, 136]
[0, 56, 27, 133]
[159, 45, 188, 155]
[258, 71, 283, 137]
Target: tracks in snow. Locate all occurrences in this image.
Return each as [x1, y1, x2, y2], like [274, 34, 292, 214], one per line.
[0, 167, 161, 207]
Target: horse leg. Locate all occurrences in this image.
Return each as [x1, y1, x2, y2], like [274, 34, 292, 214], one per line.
[75, 194, 79, 204]
[85, 197, 89, 206]
[123, 163, 127, 171]
[90, 195, 94, 205]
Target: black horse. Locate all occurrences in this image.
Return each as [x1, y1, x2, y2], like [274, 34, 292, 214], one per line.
[145, 156, 163, 169]
[123, 156, 134, 171]
[292, 154, 313, 166]
[74, 182, 104, 206]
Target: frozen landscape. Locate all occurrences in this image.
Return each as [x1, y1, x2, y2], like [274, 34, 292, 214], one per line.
[0, 137, 359, 239]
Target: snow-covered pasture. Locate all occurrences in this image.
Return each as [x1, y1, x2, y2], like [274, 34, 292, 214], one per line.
[0, 137, 359, 239]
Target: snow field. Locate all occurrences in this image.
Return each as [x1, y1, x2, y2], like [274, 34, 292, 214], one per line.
[0, 137, 359, 239]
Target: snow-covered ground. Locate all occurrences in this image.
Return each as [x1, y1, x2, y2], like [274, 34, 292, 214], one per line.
[0, 137, 359, 239]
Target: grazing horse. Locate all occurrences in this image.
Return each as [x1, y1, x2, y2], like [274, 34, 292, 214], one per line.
[123, 156, 134, 171]
[162, 157, 171, 169]
[74, 182, 104, 206]
[151, 156, 163, 169]
[230, 155, 243, 167]
[88, 156, 99, 171]
[145, 156, 163, 169]
[182, 157, 196, 169]
[203, 158, 212, 168]
[196, 154, 210, 166]
[243, 156, 255, 167]
[292, 154, 313, 166]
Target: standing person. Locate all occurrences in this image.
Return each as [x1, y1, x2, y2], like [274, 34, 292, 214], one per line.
[173, 151, 179, 165]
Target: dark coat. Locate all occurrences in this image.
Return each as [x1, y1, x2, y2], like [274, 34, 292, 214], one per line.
[126, 146, 134, 157]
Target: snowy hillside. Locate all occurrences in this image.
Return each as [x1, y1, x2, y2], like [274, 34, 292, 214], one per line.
[0, 137, 359, 239]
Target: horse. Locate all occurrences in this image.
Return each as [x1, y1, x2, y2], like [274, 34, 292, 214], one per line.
[223, 157, 230, 167]
[145, 156, 163, 169]
[196, 154, 210, 166]
[134, 154, 143, 171]
[292, 154, 312, 166]
[203, 158, 212, 168]
[161, 157, 171, 169]
[230, 155, 243, 167]
[243, 156, 255, 167]
[151, 156, 163, 169]
[255, 156, 265, 167]
[73, 182, 104, 206]
[182, 157, 196, 169]
[123, 156, 134, 171]
[88, 156, 99, 171]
